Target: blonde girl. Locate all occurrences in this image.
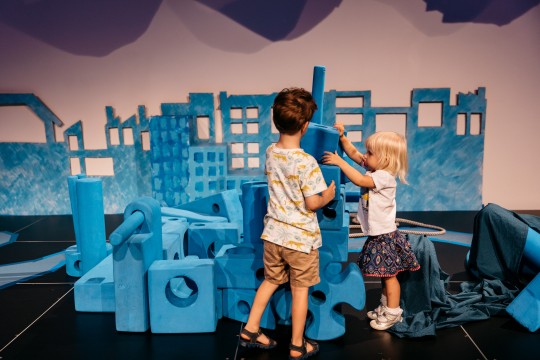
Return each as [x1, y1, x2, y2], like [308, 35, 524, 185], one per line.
[322, 124, 420, 330]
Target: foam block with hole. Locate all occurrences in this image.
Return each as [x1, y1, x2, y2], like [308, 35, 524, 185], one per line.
[187, 222, 240, 259]
[317, 190, 345, 231]
[214, 245, 264, 289]
[148, 258, 218, 333]
[320, 207, 350, 263]
[222, 288, 276, 329]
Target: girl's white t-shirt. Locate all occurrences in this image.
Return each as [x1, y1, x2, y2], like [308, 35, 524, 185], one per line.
[356, 170, 397, 236]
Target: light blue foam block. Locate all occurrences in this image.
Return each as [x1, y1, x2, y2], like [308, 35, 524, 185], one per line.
[0, 252, 65, 289]
[148, 258, 218, 333]
[300, 123, 340, 163]
[162, 216, 189, 260]
[317, 190, 346, 231]
[187, 222, 240, 259]
[74, 254, 115, 312]
[321, 209, 350, 263]
[214, 245, 264, 289]
[311, 65, 326, 125]
[506, 272, 540, 332]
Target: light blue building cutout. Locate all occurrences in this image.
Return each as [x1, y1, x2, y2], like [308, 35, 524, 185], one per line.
[0, 87, 486, 215]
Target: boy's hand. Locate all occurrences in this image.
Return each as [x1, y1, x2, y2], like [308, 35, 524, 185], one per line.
[323, 180, 336, 203]
[334, 123, 345, 137]
[322, 151, 344, 167]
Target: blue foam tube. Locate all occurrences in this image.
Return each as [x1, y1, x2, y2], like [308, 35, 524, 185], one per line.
[311, 65, 326, 124]
[76, 178, 107, 274]
[67, 174, 86, 245]
[110, 211, 145, 246]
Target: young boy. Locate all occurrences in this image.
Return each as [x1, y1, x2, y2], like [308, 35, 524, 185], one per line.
[239, 88, 336, 359]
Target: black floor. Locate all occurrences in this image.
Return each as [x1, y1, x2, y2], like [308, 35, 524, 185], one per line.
[0, 211, 539, 360]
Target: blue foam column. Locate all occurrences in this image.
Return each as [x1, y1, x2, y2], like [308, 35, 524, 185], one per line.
[76, 177, 107, 275]
[241, 181, 268, 254]
[311, 65, 325, 124]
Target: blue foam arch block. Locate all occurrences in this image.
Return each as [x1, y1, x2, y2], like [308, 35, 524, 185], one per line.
[76, 177, 108, 275]
[506, 272, 540, 332]
[74, 254, 115, 312]
[300, 123, 340, 163]
[161, 206, 228, 224]
[148, 259, 218, 333]
[222, 288, 276, 330]
[214, 245, 264, 289]
[187, 222, 240, 259]
[241, 181, 268, 253]
[523, 227, 540, 270]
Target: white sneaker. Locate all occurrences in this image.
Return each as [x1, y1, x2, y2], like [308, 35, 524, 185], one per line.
[367, 304, 383, 320]
[369, 308, 403, 330]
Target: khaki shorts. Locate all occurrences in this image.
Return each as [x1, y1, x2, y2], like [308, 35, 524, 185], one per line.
[263, 241, 320, 288]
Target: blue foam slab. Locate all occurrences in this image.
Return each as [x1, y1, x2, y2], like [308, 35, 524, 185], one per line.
[214, 245, 264, 289]
[506, 272, 540, 332]
[148, 259, 218, 333]
[0, 231, 18, 247]
[300, 123, 340, 163]
[222, 288, 276, 330]
[0, 252, 65, 289]
[187, 222, 240, 259]
[74, 254, 115, 312]
[161, 207, 228, 224]
[320, 165, 341, 201]
[241, 182, 268, 253]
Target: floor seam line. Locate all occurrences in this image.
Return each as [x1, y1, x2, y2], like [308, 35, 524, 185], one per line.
[460, 325, 489, 360]
[13, 218, 46, 233]
[0, 287, 74, 354]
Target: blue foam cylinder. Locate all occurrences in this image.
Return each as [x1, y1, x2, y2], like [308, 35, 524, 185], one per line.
[506, 272, 540, 332]
[76, 178, 107, 275]
[311, 65, 325, 124]
[523, 227, 540, 270]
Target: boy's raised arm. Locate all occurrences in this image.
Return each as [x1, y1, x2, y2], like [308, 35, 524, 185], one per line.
[305, 180, 336, 211]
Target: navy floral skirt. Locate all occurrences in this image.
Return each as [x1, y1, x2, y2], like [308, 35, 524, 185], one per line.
[357, 230, 420, 277]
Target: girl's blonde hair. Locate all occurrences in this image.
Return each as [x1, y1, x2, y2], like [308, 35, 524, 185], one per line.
[365, 131, 408, 184]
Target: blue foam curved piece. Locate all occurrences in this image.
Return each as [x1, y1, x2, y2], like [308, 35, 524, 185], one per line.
[0, 252, 65, 289]
[76, 178, 107, 275]
[187, 222, 240, 259]
[523, 227, 540, 270]
[214, 245, 264, 289]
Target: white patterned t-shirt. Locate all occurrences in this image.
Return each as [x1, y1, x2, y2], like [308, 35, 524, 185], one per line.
[260, 144, 328, 253]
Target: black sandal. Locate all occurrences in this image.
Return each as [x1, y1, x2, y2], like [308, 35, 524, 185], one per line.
[289, 338, 319, 360]
[239, 327, 277, 349]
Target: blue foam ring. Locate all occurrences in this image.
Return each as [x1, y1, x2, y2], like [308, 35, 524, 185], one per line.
[67, 174, 86, 245]
[311, 65, 326, 124]
[300, 123, 340, 163]
[76, 177, 107, 275]
[523, 227, 540, 270]
[123, 196, 163, 264]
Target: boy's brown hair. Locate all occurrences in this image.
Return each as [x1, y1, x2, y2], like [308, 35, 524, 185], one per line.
[272, 88, 317, 135]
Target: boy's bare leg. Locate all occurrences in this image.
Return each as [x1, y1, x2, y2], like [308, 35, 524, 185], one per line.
[242, 280, 279, 344]
[290, 285, 316, 358]
[383, 276, 400, 308]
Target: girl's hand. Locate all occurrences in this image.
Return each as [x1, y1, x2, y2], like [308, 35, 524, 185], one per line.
[322, 151, 343, 166]
[334, 123, 345, 137]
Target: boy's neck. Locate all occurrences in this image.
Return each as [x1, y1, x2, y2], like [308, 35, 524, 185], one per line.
[275, 132, 302, 149]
